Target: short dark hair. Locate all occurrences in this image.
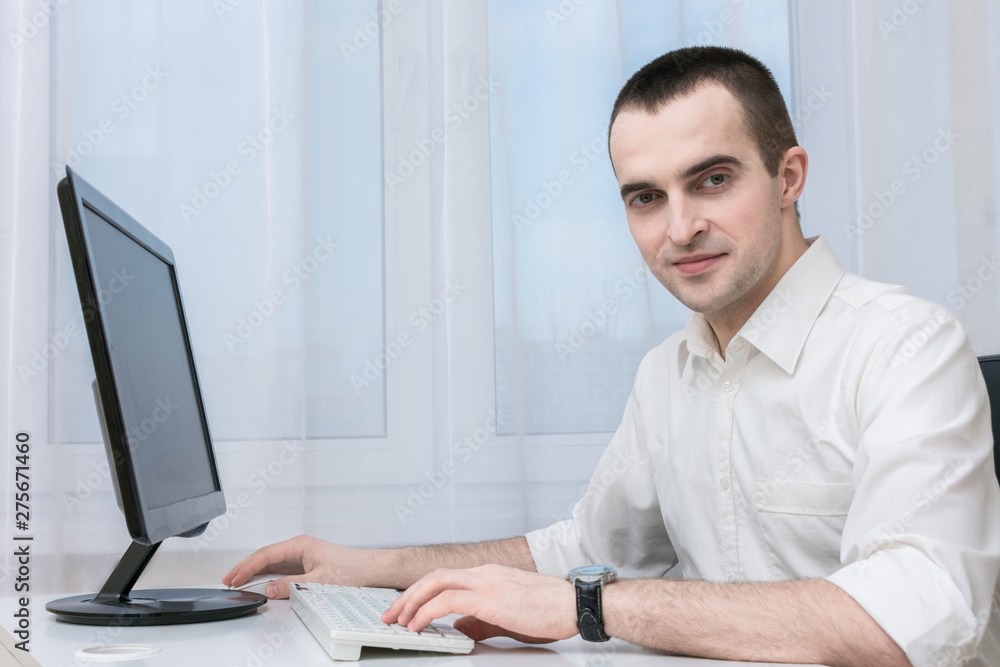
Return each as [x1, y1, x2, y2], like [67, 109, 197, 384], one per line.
[609, 47, 797, 177]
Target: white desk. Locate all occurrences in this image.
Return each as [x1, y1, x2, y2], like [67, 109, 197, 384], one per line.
[3, 593, 825, 667]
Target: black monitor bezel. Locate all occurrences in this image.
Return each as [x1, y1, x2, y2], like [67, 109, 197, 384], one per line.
[57, 167, 226, 545]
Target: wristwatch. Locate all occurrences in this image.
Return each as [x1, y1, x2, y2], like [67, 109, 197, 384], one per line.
[568, 564, 617, 642]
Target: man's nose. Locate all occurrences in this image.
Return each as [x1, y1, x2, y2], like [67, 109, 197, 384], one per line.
[665, 198, 709, 246]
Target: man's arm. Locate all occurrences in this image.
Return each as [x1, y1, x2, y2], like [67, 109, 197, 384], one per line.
[222, 534, 535, 598]
[602, 577, 909, 667]
[384, 566, 910, 667]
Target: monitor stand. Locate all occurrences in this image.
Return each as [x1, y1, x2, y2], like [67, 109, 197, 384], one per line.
[45, 380, 267, 625]
[45, 539, 267, 626]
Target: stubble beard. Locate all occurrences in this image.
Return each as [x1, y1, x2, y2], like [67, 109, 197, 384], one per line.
[657, 230, 781, 319]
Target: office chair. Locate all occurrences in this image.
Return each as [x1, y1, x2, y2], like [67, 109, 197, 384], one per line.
[977, 355, 1000, 485]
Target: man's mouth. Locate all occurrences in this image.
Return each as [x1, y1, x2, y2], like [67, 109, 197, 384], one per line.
[673, 253, 723, 276]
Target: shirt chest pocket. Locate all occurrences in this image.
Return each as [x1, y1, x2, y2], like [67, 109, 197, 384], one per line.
[755, 480, 854, 516]
[753, 480, 854, 578]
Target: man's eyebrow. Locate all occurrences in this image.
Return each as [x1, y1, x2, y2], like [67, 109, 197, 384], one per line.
[678, 154, 745, 180]
[619, 155, 747, 201]
[619, 181, 656, 201]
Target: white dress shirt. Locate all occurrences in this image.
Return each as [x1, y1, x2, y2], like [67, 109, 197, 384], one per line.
[526, 236, 1000, 667]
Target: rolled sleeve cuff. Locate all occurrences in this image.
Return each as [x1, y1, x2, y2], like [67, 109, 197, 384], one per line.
[525, 519, 591, 576]
[827, 546, 981, 667]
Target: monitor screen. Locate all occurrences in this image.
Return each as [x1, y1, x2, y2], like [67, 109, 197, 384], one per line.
[46, 168, 264, 626]
[55, 168, 227, 545]
[82, 203, 217, 510]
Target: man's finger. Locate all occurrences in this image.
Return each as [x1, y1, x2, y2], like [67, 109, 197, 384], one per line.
[225, 555, 272, 587]
[268, 574, 316, 599]
[223, 559, 258, 588]
[224, 558, 266, 588]
[390, 569, 481, 626]
[406, 589, 480, 633]
[223, 542, 305, 587]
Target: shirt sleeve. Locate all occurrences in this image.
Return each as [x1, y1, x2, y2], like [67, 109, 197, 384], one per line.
[826, 305, 1000, 667]
[526, 355, 678, 578]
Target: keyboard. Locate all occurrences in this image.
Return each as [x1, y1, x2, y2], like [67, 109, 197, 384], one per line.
[289, 582, 475, 661]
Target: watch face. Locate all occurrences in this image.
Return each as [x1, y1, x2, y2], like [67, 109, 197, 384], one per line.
[569, 564, 616, 583]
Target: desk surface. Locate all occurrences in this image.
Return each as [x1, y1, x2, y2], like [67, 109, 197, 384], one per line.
[3, 592, 825, 667]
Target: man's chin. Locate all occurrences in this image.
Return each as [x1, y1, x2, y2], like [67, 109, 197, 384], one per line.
[663, 286, 725, 315]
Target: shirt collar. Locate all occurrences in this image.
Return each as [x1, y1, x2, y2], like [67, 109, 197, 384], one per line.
[676, 235, 845, 376]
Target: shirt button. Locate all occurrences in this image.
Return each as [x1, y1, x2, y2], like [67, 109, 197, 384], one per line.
[722, 381, 733, 392]
[720, 477, 731, 491]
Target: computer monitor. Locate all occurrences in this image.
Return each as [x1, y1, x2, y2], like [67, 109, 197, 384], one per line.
[45, 168, 266, 625]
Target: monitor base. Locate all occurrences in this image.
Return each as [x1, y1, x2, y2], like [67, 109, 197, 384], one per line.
[45, 588, 267, 626]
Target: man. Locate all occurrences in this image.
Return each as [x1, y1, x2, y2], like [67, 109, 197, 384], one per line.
[225, 47, 1000, 666]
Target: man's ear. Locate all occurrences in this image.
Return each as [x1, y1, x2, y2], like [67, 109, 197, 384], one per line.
[779, 146, 808, 210]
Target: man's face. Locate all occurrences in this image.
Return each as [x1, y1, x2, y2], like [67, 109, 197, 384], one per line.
[609, 83, 785, 321]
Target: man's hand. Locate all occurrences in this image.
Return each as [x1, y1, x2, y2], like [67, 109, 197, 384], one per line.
[223, 535, 538, 599]
[381, 564, 578, 644]
[223, 535, 366, 598]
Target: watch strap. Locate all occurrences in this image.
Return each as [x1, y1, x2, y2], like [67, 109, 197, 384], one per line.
[575, 579, 610, 642]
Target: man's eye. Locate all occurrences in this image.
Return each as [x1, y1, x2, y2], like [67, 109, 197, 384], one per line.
[702, 173, 728, 187]
[633, 192, 658, 206]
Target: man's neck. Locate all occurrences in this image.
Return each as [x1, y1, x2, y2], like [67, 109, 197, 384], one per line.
[708, 231, 809, 360]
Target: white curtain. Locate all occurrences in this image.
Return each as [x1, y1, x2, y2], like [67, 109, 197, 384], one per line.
[795, 0, 1000, 356]
[1, 0, 998, 596]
